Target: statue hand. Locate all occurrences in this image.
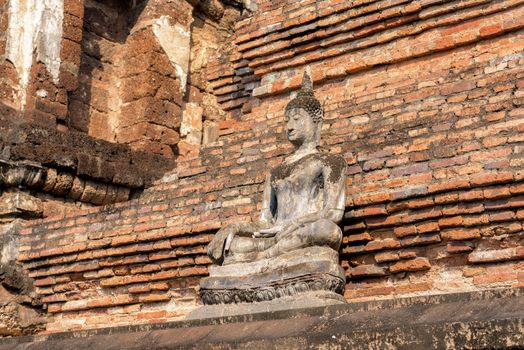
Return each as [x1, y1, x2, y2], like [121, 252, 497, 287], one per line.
[207, 227, 230, 263]
[253, 225, 283, 238]
[277, 221, 301, 238]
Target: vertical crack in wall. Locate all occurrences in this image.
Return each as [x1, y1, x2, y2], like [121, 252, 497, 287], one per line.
[6, 0, 64, 109]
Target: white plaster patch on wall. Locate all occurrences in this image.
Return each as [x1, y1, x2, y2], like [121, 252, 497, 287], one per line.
[181, 102, 203, 144]
[37, 0, 64, 84]
[152, 16, 191, 93]
[6, 0, 64, 109]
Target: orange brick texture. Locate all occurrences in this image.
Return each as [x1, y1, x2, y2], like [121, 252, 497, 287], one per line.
[17, 0, 524, 333]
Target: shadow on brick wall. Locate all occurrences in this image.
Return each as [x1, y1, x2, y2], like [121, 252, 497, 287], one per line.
[67, 0, 147, 136]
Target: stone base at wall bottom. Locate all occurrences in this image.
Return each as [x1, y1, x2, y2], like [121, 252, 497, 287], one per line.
[0, 287, 523, 349]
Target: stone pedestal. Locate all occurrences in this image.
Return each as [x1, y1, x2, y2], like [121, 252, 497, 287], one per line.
[199, 246, 345, 306]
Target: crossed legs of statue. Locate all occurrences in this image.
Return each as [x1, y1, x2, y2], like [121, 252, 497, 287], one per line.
[225, 219, 342, 264]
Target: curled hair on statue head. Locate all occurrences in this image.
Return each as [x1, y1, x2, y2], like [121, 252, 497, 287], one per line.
[284, 69, 323, 123]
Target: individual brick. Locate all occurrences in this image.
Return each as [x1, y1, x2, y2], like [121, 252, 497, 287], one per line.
[447, 241, 475, 254]
[468, 247, 524, 264]
[375, 251, 400, 263]
[364, 238, 401, 252]
[394, 225, 417, 238]
[400, 233, 441, 247]
[349, 265, 388, 278]
[441, 228, 480, 241]
[389, 258, 431, 273]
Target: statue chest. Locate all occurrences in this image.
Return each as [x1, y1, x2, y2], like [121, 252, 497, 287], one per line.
[271, 158, 324, 198]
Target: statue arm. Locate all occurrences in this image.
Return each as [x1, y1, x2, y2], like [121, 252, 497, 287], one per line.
[208, 174, 275, 263]
[259, 173, 275, 226]
[320, 161, 347, 224]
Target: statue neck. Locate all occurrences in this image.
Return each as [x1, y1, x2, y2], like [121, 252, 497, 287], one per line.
[287, 141, 318, 164]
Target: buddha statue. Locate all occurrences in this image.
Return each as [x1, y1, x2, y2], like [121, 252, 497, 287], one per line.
[199, 70, 347, 307]
[208, 71, 346, 266]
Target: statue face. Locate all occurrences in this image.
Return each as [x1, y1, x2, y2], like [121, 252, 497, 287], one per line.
[285, 108, 317, 146]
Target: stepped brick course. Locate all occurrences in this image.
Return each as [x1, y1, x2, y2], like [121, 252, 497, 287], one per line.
[4, 0, 524, 333]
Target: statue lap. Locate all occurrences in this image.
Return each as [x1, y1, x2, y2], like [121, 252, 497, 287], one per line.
[226, 219, 342, 260]
[199, 218, 346, 306]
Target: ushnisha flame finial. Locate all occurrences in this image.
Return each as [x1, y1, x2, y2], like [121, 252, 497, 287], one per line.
[285, 67, 323, 123]
[300, 67, 313, 93]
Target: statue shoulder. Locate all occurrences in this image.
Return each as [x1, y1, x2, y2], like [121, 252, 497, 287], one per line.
[269, 162, 291, 182]
[318, 153, 347, 182]
[318, 152, 347, 168]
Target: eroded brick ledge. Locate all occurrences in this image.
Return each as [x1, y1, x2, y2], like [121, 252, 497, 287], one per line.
[0, 107, 176, 205]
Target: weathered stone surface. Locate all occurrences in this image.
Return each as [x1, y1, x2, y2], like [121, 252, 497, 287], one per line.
[0, 288, 522, 349]
[0, 107, 176, 204]
[0, 191, 43, 219]
[0, 222, 45, 336]
[188, 290, 345, 320]
[1, 119, 175, 185]
[151, 16, 191, 93]
[202, 121, 219, 145]
[0, 302, 22, 337]
[0, 222, 34, 296]
[0, 301, 44, 338]
[0, 159, 131, 206]
[119, 98, 182, 130]
[0, 160, 45, 188]
[180, 103, 203, 145]
[5, 0, 64, 109]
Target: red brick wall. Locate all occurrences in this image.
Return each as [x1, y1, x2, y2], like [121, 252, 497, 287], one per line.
[66, 0, 231, 157]
[0, 0, 239, 159]
[115, 26, 184, 157]
[112, 0, 194, 157]
[17, 0, 524, 332]
[67, 0, 116, 137]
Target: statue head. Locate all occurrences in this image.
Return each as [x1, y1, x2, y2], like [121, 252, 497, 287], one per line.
[284, 70, 323, 148]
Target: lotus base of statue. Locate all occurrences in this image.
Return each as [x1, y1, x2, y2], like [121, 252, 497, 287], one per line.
[199, 246, 345, 305]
